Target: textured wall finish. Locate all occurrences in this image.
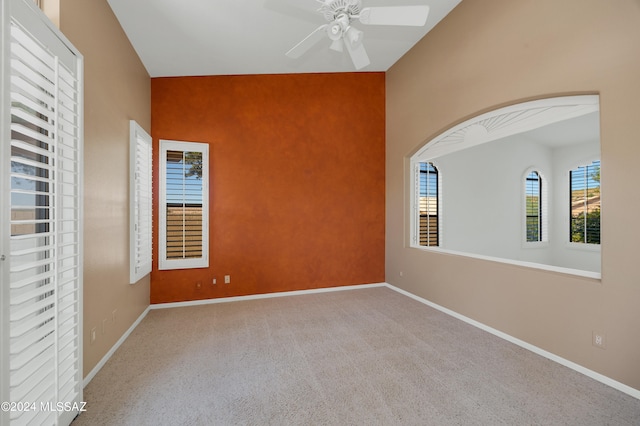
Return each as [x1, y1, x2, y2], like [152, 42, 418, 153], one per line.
[386, 0, 640, 392]
[59, 0, 151, 377]
[151, 73, 385, 303]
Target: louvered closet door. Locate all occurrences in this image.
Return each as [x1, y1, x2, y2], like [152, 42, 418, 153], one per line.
[1, 0, 83, 425]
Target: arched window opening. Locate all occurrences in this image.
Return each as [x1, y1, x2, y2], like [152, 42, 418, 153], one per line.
[526, 171, 543, 242]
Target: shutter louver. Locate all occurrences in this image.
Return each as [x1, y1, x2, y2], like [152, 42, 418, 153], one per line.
[9, 20, 59, 425]
[130, 121, 152, 283]
[4, 2, 83, 424]
[55, 57, 82, 422]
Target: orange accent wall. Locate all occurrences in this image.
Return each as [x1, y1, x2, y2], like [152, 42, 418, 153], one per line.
[151, 73, 385, 304]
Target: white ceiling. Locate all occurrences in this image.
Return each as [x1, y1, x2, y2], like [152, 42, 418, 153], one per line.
[526, 112, 601, 148]
[106, 0, 462, 77]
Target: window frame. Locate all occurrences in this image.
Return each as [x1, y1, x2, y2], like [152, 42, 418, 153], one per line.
[129, 120, 152, 283]
[523, 168, 548, 247]
[159, 139, 209, 270]
[411, 160, 442, 248]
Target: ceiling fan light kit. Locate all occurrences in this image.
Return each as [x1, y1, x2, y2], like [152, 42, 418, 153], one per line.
[330, 38, 344, 52]
[346, 27, 363, 48]
[285, 0, 430, 70]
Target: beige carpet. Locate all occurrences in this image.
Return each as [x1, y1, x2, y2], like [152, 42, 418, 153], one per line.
[72, 286, 640, 425]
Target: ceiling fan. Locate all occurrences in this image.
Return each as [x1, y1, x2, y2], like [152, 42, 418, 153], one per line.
[285, 0, 430, 70]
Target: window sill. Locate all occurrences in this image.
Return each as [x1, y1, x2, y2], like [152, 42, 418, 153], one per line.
[159, 259, 209, 271]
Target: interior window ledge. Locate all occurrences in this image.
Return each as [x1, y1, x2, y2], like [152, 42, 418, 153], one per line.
[413, 245, 601, 281]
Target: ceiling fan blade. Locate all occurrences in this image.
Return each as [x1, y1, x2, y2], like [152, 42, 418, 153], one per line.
[359, 6, 430, 26]
[286, 24, 328, 59]
[330, 38, 344, 53]
[344, 37, 370, 70]
[264, 0, 321, 25]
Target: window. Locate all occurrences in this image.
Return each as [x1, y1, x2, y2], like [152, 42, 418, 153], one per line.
[525, 170, 544, 242]
[570, 160, 600, 244]
[159, 140, 209, 270]
[130, 121, 152, 283]
[417, 162, 439, 246]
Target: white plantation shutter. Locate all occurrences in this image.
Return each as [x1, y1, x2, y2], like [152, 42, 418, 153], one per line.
[159, 140, 209, 270]
[417, 162, 439, 247]
[1, 1, 83, 425]
[130, 120, 152, 283]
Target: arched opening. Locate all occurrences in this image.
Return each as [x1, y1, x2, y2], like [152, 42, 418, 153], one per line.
[410, 95, 601, 277]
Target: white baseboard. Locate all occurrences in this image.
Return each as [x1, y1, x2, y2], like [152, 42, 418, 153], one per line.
[149, 282, 387, 310]
[384, 283, 640, 401]
[83, 305, 151, 388]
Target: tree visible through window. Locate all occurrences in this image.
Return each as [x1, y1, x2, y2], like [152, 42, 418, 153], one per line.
[419, 162, 439, 246]
[570, 160, 600, 244]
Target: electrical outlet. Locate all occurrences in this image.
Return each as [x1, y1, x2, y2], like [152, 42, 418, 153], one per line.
[224, 275, 230, 284]
[592, 331, 606, 349]
[212, 278, 216, 285]
[90, 327, 96, 344]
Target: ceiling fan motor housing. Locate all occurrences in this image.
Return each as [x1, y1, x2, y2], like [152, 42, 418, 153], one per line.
[319, 0, 362, 22]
